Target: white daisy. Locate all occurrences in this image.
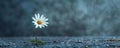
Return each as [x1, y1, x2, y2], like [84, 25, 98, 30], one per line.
[32, 13, 48, 28]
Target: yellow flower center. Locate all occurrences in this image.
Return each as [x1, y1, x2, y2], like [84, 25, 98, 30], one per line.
[37, 20, 42, 25]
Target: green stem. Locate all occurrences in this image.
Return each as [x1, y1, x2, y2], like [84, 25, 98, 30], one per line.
[35, 28, 38, 45]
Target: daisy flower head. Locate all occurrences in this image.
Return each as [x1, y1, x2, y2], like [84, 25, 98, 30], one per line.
[32, 13, 48, 28]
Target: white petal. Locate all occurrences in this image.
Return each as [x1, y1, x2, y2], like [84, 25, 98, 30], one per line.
[39, 25, 42, 28]
[45, 22, 49, 24]
[42, 17, 46, 20]
[41, 18, 44, 21]
[37, 13, 40, 18]
[43, 18, 48, 21]
[35, 14, 38, 19]
[43, 24, 46, 27]
[43, 18, 48, 22]
[35, 25, 38, 28]
[45, 18, 48, 21]
[40, 15, 44, 19]
[32, 17, 36, 20]
[44, 24, 48, 26]
[32, 21, 35, 23]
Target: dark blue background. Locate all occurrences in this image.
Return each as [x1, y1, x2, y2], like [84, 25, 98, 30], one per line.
[0, 0, 120, 37]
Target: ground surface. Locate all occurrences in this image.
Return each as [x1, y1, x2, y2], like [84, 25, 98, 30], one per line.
[0, 36, 120, 48]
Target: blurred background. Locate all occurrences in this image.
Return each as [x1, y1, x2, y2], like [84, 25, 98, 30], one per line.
[0, 0, 120, 37]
